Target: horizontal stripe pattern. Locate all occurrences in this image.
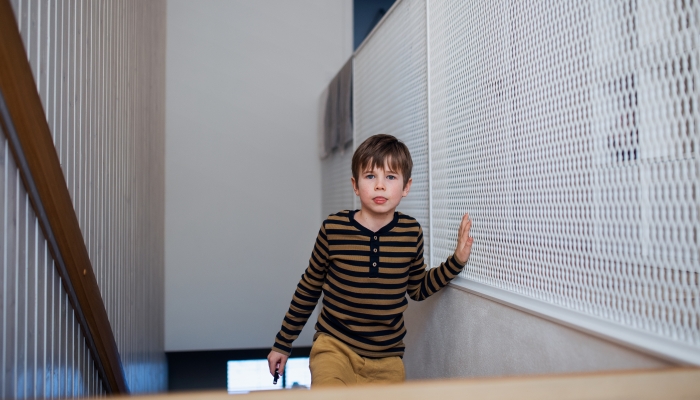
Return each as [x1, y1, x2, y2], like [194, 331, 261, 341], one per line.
[273, 210, 466, 358]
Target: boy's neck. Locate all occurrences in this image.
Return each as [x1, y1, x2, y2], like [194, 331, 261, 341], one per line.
[354, 208, 396, 232]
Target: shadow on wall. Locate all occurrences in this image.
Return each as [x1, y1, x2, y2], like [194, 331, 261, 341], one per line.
[354, 0, 397, 49]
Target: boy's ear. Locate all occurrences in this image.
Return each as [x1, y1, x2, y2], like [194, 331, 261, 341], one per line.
[402, 178, 413, 197]
[351, 177, 359, 195]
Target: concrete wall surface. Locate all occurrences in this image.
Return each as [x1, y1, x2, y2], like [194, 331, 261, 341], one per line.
[402, 286, 673, 380]
[165, 0, 353, 351]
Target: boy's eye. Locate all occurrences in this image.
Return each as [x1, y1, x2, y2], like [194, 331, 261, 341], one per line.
[365, 174, 375, 179]
[387, 175, 397, 180]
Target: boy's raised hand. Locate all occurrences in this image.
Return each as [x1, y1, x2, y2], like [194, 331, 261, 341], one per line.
[454, 213, 474, 265]
[267, 349, 288, 378]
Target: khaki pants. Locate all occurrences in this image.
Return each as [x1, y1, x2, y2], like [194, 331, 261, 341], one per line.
[309, 333, 406, 387]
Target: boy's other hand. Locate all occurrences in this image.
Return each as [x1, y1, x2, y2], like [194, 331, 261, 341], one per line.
[454, 213, 474, 265]
[267, 350, 289, 377]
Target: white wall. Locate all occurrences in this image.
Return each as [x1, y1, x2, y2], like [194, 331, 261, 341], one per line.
[165, 0, 353, 351]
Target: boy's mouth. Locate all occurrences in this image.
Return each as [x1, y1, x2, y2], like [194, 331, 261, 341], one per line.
[373, 197, 388, 204]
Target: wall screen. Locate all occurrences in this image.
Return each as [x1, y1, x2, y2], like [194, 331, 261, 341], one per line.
[354, 0, 431, 263]
[340, 0, 700, 364]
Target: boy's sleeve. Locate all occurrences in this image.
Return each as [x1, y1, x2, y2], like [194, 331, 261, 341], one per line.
[272, 222, 329, 356]
[407, 226, 467, 301]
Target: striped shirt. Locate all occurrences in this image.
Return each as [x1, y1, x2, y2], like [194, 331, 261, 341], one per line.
[273, 210, 466, 358]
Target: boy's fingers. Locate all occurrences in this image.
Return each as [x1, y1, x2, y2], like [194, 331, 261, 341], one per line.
[268, 357, 276, 376]
[459, 213, 471, 242]
[279, 358, 287, 375]
[458, 214, 466, 237]
[269, 358, 278, 376]
[268, 351, 288, 376]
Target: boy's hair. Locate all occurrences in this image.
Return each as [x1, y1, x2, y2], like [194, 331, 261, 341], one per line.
[352, 134, 413, 187]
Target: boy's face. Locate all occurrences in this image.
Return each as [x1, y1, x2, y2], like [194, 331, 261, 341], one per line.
[351, 162, 412, 216]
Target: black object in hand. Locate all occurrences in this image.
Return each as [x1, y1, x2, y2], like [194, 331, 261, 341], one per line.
[273, 368, 280, 385]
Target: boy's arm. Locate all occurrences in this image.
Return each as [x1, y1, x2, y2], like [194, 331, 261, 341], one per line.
[408, 213, 473, 301]
[271, 222, 329, 356]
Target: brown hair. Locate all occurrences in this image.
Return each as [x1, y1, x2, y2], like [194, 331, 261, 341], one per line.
[352, 134, 413, 187]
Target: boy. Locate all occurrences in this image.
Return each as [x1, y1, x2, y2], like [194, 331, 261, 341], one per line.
[268, 134, 473, 387]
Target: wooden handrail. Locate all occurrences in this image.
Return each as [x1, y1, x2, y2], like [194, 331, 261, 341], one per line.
[0, 0, 128, 394]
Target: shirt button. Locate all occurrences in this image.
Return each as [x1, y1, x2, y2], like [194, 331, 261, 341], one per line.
[372, 262, 377, 267]
[373, 236, 378, 240]
[373, 248, 378, 253]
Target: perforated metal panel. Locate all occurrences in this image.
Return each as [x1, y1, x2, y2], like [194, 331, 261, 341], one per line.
[345, 0, 700, 362]
[322, 146, 354, 219]
[428, 0, 699, 352]
[354, 0, 431, 263]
